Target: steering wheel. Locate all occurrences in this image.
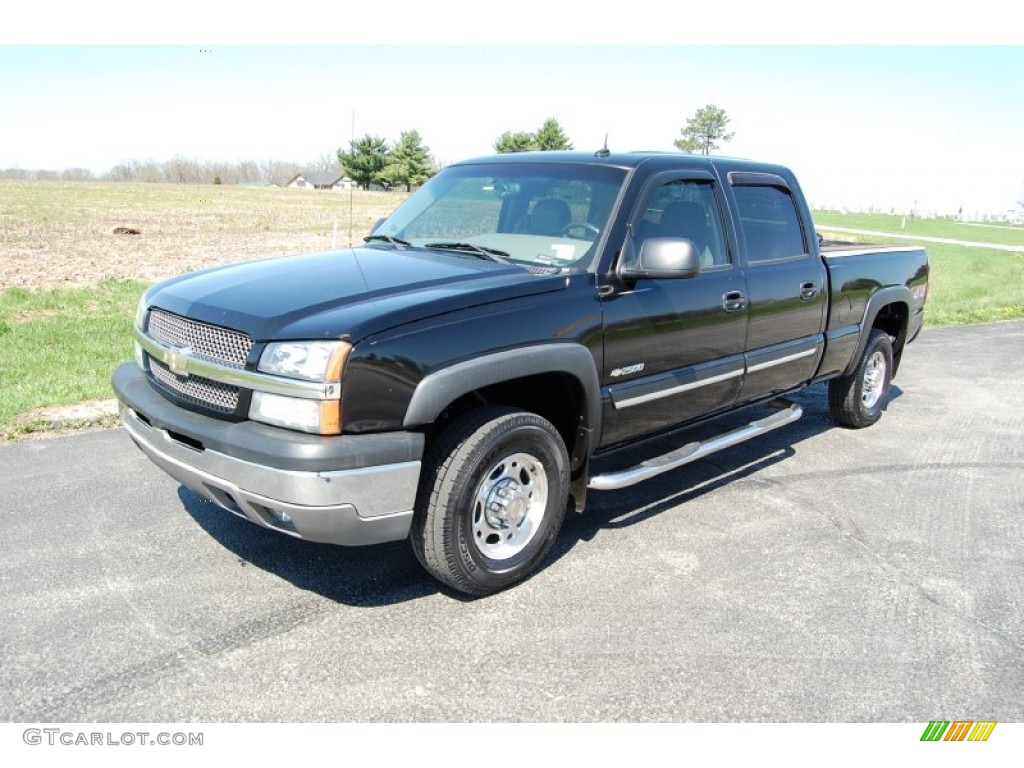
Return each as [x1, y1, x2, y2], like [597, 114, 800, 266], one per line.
[559, 222, 601, 240]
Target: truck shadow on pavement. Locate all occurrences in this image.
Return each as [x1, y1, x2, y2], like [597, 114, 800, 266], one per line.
[179, 491, 440, 605]
[179, 383, 901, 605]
[557, 383, 901, 553]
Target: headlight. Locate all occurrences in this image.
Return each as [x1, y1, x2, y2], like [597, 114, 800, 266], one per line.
[251, 340, 350, 434]
[249, 392, 341, 435]
[258, 341, 350, 382]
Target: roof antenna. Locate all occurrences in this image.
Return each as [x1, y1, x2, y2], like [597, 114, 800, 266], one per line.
[595, 134, 610, 158]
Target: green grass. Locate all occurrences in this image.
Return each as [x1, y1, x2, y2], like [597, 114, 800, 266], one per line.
[813, 210, 1024, 247]
[0, 279, 145, 437]
[904, 241, 1024, 326]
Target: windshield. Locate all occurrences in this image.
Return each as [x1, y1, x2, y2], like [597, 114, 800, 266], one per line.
[374, 162, 627, 270]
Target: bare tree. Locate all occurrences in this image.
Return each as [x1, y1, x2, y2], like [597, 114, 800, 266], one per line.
[60, 168, 94, 181]
[236, 159, 263, 183]
[307, 152, 342, 173]
[261, 159, 302, 186]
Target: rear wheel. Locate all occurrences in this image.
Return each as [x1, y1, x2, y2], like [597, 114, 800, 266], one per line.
[411, 407, 569, 596]
[829, 328, 894, 428]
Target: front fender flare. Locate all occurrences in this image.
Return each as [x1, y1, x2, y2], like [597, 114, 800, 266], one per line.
[402, 343, 602, 439]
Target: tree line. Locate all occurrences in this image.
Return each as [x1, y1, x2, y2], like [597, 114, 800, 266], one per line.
[490, 110, 734, 155]
[493, 118, 574, 153]
[1, 107, 737, 185]
[0, 158, 311, 186]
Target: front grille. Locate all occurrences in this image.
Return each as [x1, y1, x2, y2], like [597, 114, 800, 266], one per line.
[150, 358, 240, 413]
[147, 309, 252, 368]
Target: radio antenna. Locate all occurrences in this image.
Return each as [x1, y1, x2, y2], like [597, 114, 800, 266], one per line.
[348, 108, 355, 247]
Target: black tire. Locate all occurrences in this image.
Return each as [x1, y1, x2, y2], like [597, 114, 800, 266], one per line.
[829, 328, 894, 428]
[411, 407, 570, 596]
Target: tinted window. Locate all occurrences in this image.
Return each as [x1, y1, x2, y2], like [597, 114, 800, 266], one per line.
[732, 185, 806, 263]
[635, 180, 730, 267]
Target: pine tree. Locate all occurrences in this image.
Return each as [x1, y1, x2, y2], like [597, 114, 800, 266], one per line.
[675, 105, 734, 155]
[494, 131, 538, 153]
[380, 130, 435, 192]
[534, 118, 574, 151]
[337, 135, 391, 190]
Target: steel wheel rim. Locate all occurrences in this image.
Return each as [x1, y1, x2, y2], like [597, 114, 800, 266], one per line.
[861, 350, 887, 409]
[471, 452, 548, 561]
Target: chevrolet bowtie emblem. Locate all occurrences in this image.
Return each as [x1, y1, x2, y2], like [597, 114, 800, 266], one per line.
[166, 346, 191, 376]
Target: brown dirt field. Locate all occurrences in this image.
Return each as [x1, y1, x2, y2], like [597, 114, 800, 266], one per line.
[0, 181, 407, 291]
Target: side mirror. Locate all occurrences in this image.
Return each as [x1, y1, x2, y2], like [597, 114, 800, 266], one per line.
[617, 237, 701, 281]
[371, 217, 387, 234]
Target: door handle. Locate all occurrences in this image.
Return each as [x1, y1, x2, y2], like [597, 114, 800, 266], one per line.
[722, 290, 746, 312]
[800, 282, 818, 301]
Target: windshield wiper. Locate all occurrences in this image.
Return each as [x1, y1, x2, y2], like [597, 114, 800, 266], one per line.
[423, 242, 511, 262]
[363, 234, 411, 248]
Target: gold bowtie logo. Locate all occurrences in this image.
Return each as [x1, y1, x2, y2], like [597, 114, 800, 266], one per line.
[166, 346, 191, 376]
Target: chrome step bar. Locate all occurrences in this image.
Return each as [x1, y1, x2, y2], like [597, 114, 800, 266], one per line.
[587, 400, 803, 491]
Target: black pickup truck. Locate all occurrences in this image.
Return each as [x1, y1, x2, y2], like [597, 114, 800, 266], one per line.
[112, 151, 929, 595]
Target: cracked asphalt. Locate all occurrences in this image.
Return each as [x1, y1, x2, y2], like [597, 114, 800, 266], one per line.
[1, 321, 1021, 722]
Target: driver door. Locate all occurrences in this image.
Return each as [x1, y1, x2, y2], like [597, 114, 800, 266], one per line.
[600, 172, 749, 446]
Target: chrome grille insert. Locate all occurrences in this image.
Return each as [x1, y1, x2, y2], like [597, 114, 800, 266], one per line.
[147, 310, 252, 368]
[150, 358, 240, 413]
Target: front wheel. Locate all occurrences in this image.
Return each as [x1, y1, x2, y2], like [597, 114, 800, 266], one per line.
[829, 328, 894, 428]
[411, 407, 570, 596]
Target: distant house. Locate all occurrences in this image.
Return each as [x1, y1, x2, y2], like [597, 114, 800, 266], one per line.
[286, 171, 356, 191]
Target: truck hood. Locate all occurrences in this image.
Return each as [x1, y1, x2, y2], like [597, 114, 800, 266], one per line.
[145, 247, 568, 342]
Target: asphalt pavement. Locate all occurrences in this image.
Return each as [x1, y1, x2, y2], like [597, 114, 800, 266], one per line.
[1, 321, 1022, 722]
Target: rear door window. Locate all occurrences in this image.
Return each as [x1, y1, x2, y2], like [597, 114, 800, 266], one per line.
[732, 185, 807, 264]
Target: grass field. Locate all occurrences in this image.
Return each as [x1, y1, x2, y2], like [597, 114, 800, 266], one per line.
[814, 211, 1024, 326]
[1, 182, 1021, 436]
[814, 210, 1024, 246]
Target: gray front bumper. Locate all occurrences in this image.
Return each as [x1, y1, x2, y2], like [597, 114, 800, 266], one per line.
[113, 364, 420, 546]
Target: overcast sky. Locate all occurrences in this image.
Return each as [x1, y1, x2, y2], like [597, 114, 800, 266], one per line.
[2, 6, 1022, 216]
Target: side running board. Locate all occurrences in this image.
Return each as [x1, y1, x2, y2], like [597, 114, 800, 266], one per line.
[587, 400, 803, 491]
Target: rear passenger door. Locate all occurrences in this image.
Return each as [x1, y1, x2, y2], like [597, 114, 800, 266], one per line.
[600, 172, 748, 446]
[728, 173, 827, 402]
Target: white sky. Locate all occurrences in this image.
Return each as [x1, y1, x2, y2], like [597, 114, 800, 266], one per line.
[2, 3, 1022, 216]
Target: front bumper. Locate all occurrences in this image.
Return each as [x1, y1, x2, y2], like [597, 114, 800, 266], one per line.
[112, 363, 422, 546]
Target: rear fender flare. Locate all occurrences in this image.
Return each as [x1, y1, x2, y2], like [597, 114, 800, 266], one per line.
[843, 286, 912, 377]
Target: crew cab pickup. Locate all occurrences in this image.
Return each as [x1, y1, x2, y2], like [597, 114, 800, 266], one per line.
[112, 151, 929, 595]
